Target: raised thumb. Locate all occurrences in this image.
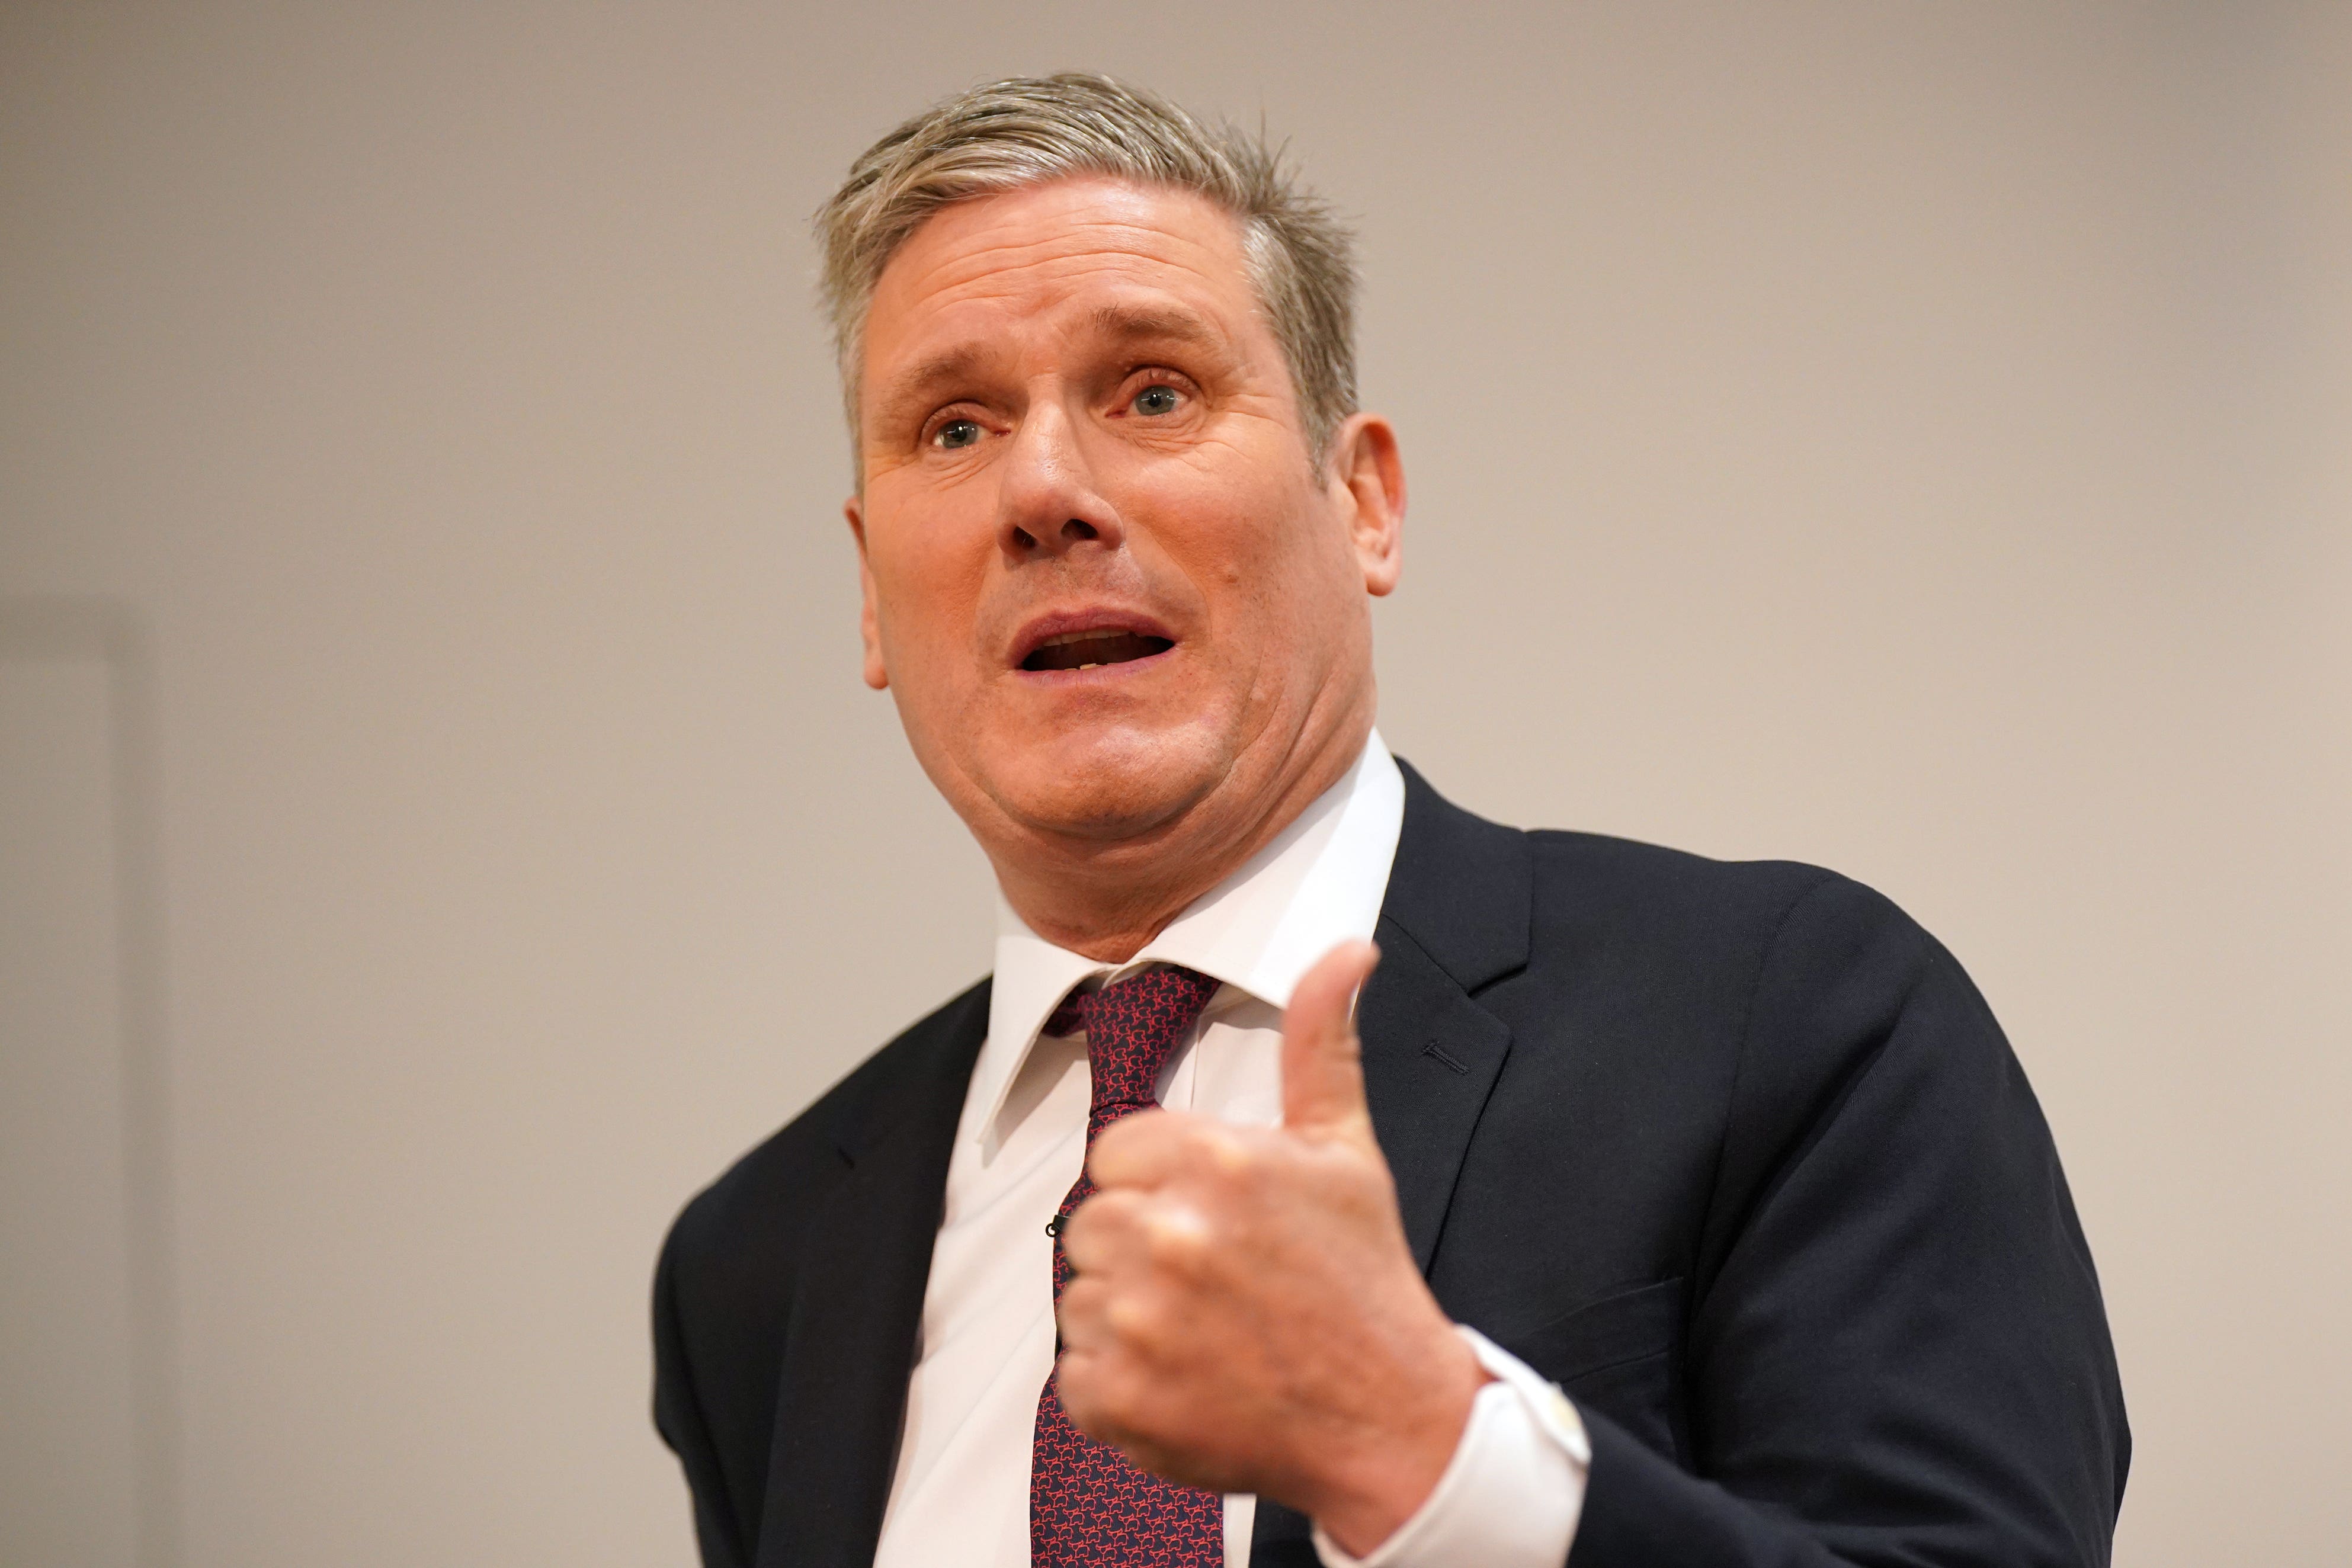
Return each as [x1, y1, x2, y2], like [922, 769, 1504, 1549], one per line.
[1280, 939, 1382, 1142]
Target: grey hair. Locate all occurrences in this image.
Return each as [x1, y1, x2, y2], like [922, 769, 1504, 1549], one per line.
[815, 72, 1358, 470]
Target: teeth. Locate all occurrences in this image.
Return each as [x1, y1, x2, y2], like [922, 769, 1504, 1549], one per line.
[1018, 626, 1174, 674]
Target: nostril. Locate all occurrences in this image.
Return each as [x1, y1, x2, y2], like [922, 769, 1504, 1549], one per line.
[1062, 519, 1098, 543]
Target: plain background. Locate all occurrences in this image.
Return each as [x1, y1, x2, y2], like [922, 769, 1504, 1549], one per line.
[3, 3, 2345, 1564]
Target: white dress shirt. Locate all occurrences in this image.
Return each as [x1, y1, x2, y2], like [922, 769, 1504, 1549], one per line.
[870, 733, 1589, 1568]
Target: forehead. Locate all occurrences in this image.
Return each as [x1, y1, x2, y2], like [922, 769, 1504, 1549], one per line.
[861, 177, 1261, 379]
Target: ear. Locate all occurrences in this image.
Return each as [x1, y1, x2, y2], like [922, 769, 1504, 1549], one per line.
[1326, 413, 1406, 597]
[844, 495, 889, 690]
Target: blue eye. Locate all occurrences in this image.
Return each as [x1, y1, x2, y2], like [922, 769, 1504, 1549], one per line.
[933, 419, 982, 450]
[1132, 385, 1181, 416]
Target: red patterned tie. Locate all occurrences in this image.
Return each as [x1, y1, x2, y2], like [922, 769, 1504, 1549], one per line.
[1031, 964, 1226, 1568]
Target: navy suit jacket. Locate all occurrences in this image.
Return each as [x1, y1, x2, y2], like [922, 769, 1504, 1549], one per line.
[654, 761, 2128, 1566]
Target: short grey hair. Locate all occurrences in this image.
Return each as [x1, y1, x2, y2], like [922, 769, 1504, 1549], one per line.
[816, 72, 1358, 469]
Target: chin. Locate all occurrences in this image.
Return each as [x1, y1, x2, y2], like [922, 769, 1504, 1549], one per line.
[986, 723, 1228, 845]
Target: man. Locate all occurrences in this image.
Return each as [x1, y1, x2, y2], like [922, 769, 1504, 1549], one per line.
[653, 73, 2127, 1568]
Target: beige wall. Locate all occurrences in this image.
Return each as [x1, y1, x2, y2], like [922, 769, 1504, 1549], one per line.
[2, 4, 2345, 1564]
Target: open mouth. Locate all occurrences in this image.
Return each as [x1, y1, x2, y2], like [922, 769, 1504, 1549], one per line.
[1020, 629, 1175, 672]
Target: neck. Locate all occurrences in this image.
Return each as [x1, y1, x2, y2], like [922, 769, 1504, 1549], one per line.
[994, 723, 1369, 964]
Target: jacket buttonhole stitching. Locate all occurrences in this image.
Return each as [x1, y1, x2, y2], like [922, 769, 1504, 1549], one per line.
[1421, 1040, 1470, 1075]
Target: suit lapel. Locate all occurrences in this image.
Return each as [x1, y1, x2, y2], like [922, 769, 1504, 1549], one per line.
[1253, 761, 1532, 1561]
[755, 984, 989, 1568]
[1358, 924, 1514, 1269]
[1363, 759, 1531, 1268]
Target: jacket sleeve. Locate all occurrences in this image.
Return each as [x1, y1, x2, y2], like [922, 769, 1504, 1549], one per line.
[1569, 876, 2129, 1567]
[653, 1216, 752, 1568]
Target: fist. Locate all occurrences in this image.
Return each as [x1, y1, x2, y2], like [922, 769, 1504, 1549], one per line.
[1055, 941, 1488, 1556]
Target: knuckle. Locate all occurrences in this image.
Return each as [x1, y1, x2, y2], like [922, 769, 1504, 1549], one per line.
[1108, 1281, 1188, 1356]
[1058, 1347, 1148, 1443]
[1055, 1351, 1105, 1425]
[1057, 1278, 1111, 1344]
[1141, 1199, 1215, 1269]
[1090, 1114, 1140, 1161]
[1104, 1289, 1155, 1347]
[1088, 1358, 1152, 1436]
[1064, 1189, 1140, 1261]
[1193, 1123, 1255, 1176]
[1090, 1108, 1169, 1175]
[1060, 1203, 1104, 1261]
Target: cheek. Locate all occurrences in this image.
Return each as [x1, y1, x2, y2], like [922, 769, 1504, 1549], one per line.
[1130, 454, 1316, 611]
[1196, 505, 1347, 656]
[864, 509, 993, 666]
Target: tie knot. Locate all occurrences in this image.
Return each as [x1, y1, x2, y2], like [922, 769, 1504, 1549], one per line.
[1047, 965, 1219, 1118]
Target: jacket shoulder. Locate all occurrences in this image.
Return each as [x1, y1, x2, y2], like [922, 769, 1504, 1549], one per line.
[660, 977, 992, 1297]
[1518, 824, 1936, 966]
[1528, 825, 1841, 921]
[1392, 759, 1918, 990]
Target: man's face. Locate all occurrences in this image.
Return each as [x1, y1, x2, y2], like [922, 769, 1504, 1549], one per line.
[848, 177, 1401, 862]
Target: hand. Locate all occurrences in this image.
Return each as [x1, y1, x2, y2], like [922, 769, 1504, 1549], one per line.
[1056, 941, 1489, 1556]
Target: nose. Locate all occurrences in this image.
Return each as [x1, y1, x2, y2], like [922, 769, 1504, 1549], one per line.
[995, 400, 1125, 562]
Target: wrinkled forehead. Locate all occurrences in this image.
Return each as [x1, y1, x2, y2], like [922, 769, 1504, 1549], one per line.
[859, 177, 1265, 389]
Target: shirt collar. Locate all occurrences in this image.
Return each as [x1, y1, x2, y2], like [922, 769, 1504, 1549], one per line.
[974, 730, 1406, 1143]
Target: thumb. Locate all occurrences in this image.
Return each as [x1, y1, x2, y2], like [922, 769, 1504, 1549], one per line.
[1280, 939, 1382, 1144]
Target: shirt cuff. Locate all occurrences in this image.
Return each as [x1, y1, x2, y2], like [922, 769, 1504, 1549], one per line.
[1309, 1327, 1590, 1568]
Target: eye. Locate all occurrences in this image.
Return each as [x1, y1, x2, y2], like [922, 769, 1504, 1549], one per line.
[932, 418, 983, 450]
[1130, 384, 1183, 417]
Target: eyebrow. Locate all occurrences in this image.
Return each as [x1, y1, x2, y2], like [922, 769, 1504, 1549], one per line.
[870, 302, 1232, 431]
[877, 345, 987, 412]
[1081, 302, 1222, 348]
